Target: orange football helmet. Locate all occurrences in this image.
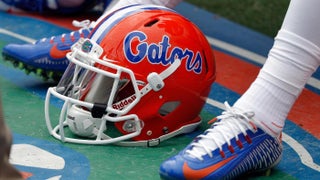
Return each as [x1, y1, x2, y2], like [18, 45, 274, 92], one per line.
[45, 4, 216, 146]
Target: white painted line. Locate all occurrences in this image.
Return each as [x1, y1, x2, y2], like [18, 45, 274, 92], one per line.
[0, 28, 35, 43]
[282, 133, 320, 172]
[206, 36, 267, 65]
[10, 144, 65, 170]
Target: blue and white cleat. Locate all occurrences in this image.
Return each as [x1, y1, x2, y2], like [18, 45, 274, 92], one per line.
[2, 20, 94, 81]
[159, 102, 282, 180]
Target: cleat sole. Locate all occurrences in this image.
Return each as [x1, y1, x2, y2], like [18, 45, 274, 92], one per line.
[1, 52, 64, 82]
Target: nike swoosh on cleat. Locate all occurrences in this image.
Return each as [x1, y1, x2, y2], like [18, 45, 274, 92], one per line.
[182, 155, 236, 179]
[21, 171, 33, 179]
[49, 44, 71, 59]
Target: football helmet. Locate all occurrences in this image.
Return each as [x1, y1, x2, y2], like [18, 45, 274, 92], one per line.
[45, 4, 216, 146]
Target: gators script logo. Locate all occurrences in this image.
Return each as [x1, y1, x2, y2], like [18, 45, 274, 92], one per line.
[123, 31, 203, 74]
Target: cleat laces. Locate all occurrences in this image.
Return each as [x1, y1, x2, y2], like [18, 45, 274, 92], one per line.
[36, 19, 94, 44]
[186, 102, 258, 161]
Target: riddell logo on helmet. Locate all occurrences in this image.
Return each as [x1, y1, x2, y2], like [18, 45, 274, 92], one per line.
[124, 31, 202, 74]
[112, 95, 137, 110]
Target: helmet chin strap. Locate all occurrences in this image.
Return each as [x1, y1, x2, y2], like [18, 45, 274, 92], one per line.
[98, 118, 201, 147]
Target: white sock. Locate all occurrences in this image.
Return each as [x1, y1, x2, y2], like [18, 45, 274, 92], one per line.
[234, 30, 320, 136]
[92, 0, 182, 29]
[103, 0, 182, 14]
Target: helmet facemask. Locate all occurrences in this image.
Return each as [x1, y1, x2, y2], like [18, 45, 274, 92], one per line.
[45, 38, 144, 145]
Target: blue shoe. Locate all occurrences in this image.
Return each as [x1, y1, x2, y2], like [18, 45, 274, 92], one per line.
[0, 0, 61, 13]
[0, 0, 101, 14]
[159, 102, 282, 180]
[2, 20, 94, 81]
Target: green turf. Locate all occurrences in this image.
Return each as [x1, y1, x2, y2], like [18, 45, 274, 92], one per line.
[186, 0, 290, 37]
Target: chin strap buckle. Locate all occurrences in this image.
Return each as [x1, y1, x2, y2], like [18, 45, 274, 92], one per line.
[147, 138, 160, 147]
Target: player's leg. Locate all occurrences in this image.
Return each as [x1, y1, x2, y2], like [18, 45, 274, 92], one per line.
[0, 95, 23, 180]
[56, 0, 86, 7]
[104, 0, 182, 13]
[233, 0, 320, 136]
[159, 0, 320, 179]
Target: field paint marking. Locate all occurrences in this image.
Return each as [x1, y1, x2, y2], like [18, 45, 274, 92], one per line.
[206, 98, 320, 172]
[9, 144, 64, 180]
[282, 133, 320, 172]
[0, 28, 36, 43]
[10, 144, 65, 169]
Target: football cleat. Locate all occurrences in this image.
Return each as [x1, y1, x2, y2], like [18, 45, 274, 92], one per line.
[0, 0, 101, 14]
[2, 20, 94, 81]
[159, 102, 282, 180]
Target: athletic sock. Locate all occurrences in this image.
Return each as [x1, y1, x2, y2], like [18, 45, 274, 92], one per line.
[103, 0, 182, 14]
[233, 29, 320, 136]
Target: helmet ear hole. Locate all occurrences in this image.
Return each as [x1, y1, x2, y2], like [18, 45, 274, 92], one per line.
[144, 18, 159, 27]
[159, 101, 180, 116]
